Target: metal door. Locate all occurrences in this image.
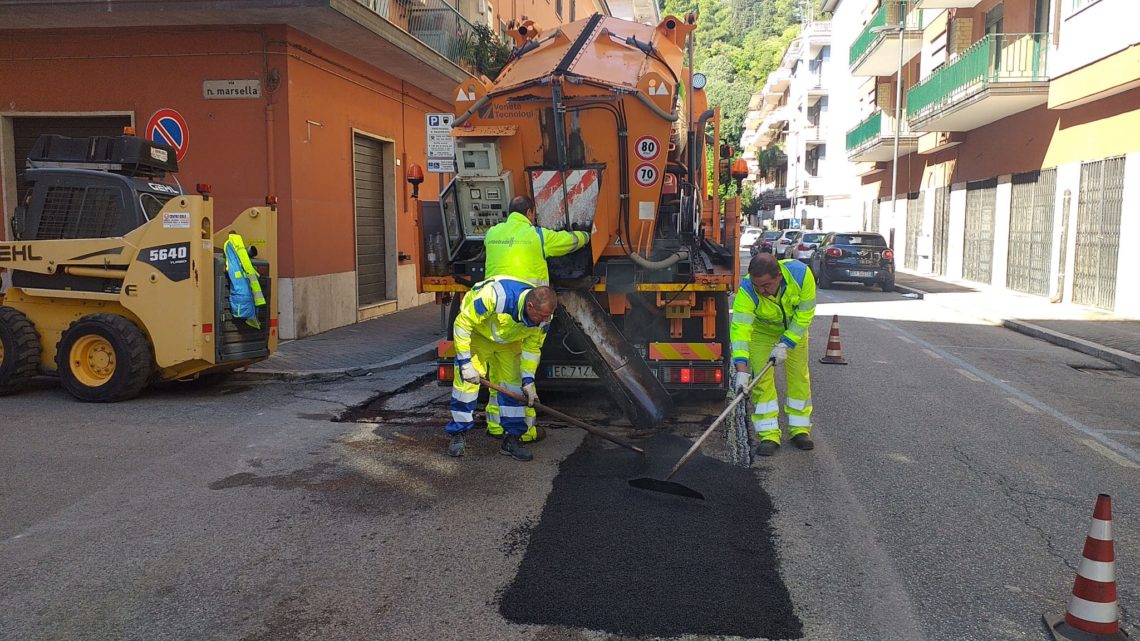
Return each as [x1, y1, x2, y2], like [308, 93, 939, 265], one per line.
[12, 115, 132, 206]
[932, 186, 949, 275]
[1073, 157, 1125, 310]
[354, 134, 388, 306]
[904, 191, 923, 270]
[963, 178, 997, 284]
[1006, 169, 1056, 296]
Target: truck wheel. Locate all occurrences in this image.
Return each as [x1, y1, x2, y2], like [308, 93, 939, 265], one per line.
[57, 314, 153, 402]
[0, 306, 42, 396]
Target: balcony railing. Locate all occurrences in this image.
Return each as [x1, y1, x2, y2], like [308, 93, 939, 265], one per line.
[907, 33, 1049, 120]
[846, 110, 883, 151]
[356, 0, 484, 73]
[850, 1, 912, 67]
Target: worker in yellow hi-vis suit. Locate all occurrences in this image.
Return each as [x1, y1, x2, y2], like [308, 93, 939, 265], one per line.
[445, 277, 558, 462]
[482, 195, 590, 444]
[730, 252, 817, 456]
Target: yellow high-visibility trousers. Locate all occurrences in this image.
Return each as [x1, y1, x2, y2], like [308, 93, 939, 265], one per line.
[445, 333, 531, 437]
[749, 332, 812, 444]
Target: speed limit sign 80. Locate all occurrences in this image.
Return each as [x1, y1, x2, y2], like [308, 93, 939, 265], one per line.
[634, 136, 660, 161]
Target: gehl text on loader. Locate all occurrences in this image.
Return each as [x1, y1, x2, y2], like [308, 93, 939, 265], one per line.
[0, 133, 278, 402]
[416, 13, 750, 428]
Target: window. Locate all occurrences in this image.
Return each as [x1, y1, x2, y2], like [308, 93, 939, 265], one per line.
[555, 0, 562, 20]
[1067, 0, 1102, 16]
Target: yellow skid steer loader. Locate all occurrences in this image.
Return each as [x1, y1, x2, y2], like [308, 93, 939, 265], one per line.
[0, 134, 277, 401]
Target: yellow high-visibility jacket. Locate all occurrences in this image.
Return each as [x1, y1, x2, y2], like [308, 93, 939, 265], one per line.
[484, 212, 589, 285]
[730, 259, 817, 366]
[453, 276, 549, 383]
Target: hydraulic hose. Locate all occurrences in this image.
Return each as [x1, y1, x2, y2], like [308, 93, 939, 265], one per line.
[452, 94, 492, 128]
[628, 250, 688, 270]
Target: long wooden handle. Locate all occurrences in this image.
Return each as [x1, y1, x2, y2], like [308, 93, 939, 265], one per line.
[479, 378, 645, 454]
[664, 360, 773, 481]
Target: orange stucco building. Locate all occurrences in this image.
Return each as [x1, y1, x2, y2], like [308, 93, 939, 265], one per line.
[0, 0, 620, 339]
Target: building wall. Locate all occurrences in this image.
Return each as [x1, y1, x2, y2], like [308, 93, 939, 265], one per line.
[0, 24, 451, 338]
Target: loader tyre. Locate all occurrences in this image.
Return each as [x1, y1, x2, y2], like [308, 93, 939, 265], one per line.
[0, 306, 42, 396]
[57, 314, 153, 402]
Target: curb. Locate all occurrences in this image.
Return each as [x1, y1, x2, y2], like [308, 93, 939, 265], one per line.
[893, 278, 1140, 375]
[1003, 320, 1140, 376]
[239, 340, 439, 381]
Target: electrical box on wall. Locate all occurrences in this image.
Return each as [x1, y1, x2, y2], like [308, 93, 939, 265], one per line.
[456, 141, 503, 177]
[456, 171, 513, 238]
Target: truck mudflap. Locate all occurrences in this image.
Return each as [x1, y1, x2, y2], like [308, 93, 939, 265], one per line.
[556, 289, 673, 429]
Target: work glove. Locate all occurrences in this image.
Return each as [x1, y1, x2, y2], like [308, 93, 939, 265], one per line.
[734, 370, 751, 395]
[769, 343, 788, 366]
[459, 361, 481, 384]
[522, 380, 539, 407]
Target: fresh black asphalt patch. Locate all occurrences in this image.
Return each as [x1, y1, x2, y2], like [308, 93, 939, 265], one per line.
[499, 433, 803, 639]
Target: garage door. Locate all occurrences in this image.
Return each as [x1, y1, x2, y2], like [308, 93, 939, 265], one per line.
[1006, 169, 1055, 297]
[12, 115, 132, 205]
[931, 186, 949, 276]
[1073, 157, 1124, 310]
[963, 178, 997, 284]
[353, 134, 388, 307]
[904, 191, 923, 270]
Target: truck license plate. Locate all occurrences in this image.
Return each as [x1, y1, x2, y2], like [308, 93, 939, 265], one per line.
[547, 365, 598, 379]
[849, 270, 873, 278]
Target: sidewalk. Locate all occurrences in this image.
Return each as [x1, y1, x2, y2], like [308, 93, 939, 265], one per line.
[894, 271, 1140, 375]
[246, 302, 447, 378]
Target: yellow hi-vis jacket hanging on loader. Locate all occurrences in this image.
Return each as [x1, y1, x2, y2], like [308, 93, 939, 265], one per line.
[483, 212, 589, 286]
[224, 232, 266, 329]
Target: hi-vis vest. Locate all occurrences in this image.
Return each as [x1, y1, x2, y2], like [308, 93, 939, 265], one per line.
[484, 212, 590, 285]
[730, 259, 817, 366]
[452, 276, 549, 383]
[224, 232, 266, 329]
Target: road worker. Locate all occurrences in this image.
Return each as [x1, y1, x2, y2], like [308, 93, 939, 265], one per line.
[445, 277, 558, 462]
[481, 195, 590, 444]
[730, 252, 817, 456]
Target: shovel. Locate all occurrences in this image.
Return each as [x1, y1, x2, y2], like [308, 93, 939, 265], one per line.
[628, 359, 774, 500]
[479, 378, 645, 455]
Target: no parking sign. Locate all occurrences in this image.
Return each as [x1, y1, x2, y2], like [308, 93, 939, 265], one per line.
[146, 108, 189, 162]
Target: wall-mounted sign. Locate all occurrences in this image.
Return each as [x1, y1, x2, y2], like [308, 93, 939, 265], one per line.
[203, 79, 262, 100]
[427, 158, 456, 173]
[146, 108, 189, 162]
[426, 113, 455, 160]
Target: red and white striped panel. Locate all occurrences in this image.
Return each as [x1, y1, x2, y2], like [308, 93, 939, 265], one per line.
[530, 169, 600, 230]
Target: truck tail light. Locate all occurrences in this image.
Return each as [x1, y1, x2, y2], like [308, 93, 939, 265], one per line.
[661, 366, 723, 385]
[438, 364, 453, 381]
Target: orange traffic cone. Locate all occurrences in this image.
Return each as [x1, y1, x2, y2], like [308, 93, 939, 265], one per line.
[818, 315, 847, 365]
[1044, 494, 1129, 640]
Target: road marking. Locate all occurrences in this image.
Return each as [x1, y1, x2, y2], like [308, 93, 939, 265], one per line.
[1006, 397, 1040, 414]
[955, 368, 983, 382]
[879, 319, 1140, 466]
[922, 348, 943, 360]
[897, 335, 915, 344]
[1083, 440, 1140, 469]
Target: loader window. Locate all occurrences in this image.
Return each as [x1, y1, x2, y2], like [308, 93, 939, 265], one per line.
[139, 192, 174, 221]
[36, 185, 124, 239]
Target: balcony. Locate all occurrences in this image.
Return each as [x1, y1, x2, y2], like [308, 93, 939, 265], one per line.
[0, 0, 477, 100]
[802, 124, 827, 145]
[914, 0, 983, 8]
[849, 1, 923, 77]
[907, 33, 1050, 132]
[846, 109, 919, 162]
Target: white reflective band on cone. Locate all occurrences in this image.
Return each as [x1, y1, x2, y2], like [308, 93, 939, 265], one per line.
[1067, 596, 1119, 624]
[1088, 517, 1113, 541]
[1076, 557, 1116, 583]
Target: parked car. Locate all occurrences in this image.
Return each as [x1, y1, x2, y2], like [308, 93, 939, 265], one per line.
[751, 230, 782, 255]
[772, 229, 801, 257]
[739, 226, 763, 252]
[787, 231, 827, 262]
[809, 231, 895, 291]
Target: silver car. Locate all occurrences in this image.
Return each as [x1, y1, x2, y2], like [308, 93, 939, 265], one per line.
[788, 231, 828, 262]
[773, 229, 801, 258]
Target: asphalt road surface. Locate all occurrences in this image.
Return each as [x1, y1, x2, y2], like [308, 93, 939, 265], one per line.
[2, 281, 1137, 641]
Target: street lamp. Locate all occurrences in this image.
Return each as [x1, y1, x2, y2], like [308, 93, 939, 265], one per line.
[871, 21, 905, 247]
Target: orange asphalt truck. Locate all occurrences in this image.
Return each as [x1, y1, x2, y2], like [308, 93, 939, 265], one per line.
[417, 13, 743, 427]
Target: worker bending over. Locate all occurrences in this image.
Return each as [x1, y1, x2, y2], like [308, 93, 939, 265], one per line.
[445, 276, 558, 462]
[730, 252, 817, 456]
[481, 195, 590, 444]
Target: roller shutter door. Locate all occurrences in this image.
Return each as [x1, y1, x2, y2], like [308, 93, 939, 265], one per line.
[354, 134, 387, 307]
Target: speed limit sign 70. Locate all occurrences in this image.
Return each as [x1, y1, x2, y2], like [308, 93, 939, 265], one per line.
[634, 136, 660, 161]
[634, 163, 659, 187]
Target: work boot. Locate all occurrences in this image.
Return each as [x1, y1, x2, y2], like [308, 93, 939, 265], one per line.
[500, 435, 533, 462]
[791, 434, 814, 451]
[755, 439, 780, 457]
[520, 425, 547, 443]
[447, 434, 466, 457]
